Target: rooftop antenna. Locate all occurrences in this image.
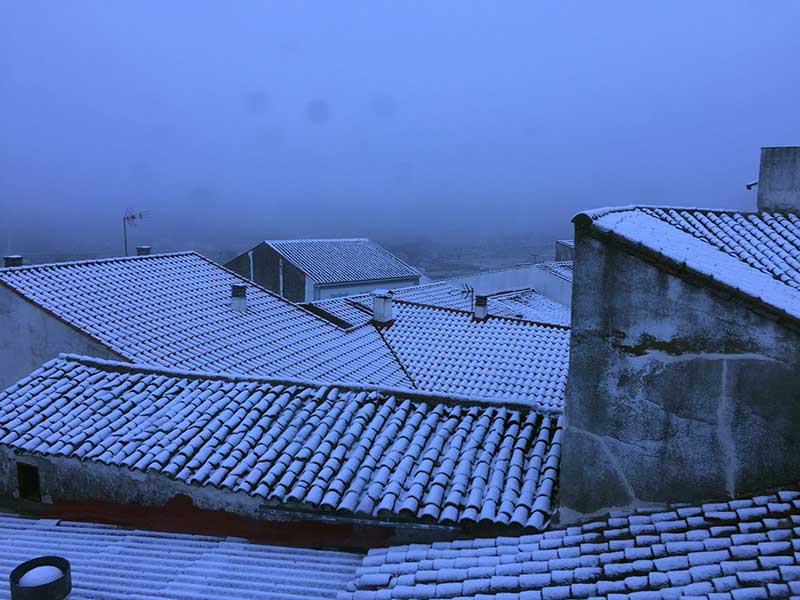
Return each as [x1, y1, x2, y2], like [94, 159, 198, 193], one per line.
[459, 283, 475, 311]
[122, 208, 149, 256]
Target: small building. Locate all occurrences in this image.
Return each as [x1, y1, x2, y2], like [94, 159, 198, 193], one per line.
[560, 146, 800, 519]
[225, 238, 421, 302]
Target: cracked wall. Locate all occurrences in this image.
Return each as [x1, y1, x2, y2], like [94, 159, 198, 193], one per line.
[560, 231, 800, 519]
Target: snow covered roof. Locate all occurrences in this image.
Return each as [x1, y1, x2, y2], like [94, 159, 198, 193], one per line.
[382, 301, 570, 411]
[535, 261, 574, 282]
[0, 513, 360, 600]
[312, 282, 570, 328]
[343, 486, 800, 599]
[266, 238, 420, 284]
[0, 252, 410, 387]
[0, 354, 562, 530]
[557, 239, 575, 248]
[576, 206, 800, 322]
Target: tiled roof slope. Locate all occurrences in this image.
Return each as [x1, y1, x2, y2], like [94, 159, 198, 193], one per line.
[267, 238, 420, 284]
[382, 301, 570, 411]
[0, 355, 562, 530]
[577, 207, 800, 322]
[342, 486, 800, 600]
[0, 513, 361, 600]
[490, 290, 571, 326]
[535, 261, 574, 282]
[0, 252, 410, 387]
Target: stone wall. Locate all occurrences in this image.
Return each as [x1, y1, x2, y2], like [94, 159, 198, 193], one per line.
[560, 230, 800, 519]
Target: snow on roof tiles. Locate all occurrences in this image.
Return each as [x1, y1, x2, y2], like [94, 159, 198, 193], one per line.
[0, 354, 562, 530]
[535, 260, 574, 282]
[0, 513, 361, 600]
[578, 206, 800, 322]
[382, 301, 570, 411]
[0, 252, 411, 387]
[489, 289, 571, 326]
[267, 238, 420, 285]
[342, 486, 800, 599]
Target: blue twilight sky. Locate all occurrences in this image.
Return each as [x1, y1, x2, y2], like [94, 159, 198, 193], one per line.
[1, 2, 799, 256]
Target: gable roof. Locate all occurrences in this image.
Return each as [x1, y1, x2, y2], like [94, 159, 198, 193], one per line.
[489, 289, 571, 326]
[0, 252, 410, 388]
[381, 301, 570, 411]
[0, 354, 562, 530]
[535, 260, 574, 282]
[0, 513, 360, 600]
[266, 238, 420, 285]
[576, 206, 800, 323]
[343, 485, 800, 599]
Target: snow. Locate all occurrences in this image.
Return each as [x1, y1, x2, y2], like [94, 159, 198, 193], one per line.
[18, 565, 63, 587]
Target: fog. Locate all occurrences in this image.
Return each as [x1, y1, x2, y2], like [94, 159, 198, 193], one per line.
[2, 2, 799, 263]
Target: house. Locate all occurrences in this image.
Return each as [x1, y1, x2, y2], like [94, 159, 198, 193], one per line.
[0, 354, 562, 546]
[0, 252, 409, 392]
[225, 238, 421, 302]
[310, 281, 570, 327]
[560, 146, 800, 518]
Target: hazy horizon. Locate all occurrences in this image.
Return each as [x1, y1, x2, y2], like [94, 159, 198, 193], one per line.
[2, 2, 800, 261]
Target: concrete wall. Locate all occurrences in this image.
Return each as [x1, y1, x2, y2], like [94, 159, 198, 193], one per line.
[225, 243, 307, 302]
[555, 241, 575, 262]
[314, 277, 419, 301]
[560, 231, 800, 520]
[0, 287, 119, 391]
[757, 146, 800, 212]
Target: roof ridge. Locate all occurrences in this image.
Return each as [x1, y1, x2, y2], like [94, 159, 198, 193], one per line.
[392, 298, 572, 331]
[0, 251, 198, 273]
[267, 238, 370, 244]
[51, 353, 558, 414]
[574, 204, 768, 224]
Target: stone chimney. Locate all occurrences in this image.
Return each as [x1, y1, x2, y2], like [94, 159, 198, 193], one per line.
[136, 246, 152, 256]
[230, 284, 247, 312]
[757, 146, 800, 212]
[372, 290, 393, 326]
[3, 255, 23, 268]
[473, 295, 488, 320]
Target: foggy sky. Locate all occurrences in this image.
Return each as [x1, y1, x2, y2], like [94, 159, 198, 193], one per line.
[2, 2, 800, 258]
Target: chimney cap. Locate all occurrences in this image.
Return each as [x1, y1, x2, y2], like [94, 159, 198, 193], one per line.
[3, 255, 23, 268]
[135, 246, 152, 256]
[10, 555, 72, 600]
[373, 288, 391, 298]
[231, 284, 247, 298]
[475, 294, 488, 306]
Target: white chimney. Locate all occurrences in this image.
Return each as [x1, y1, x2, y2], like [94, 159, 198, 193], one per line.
[473, 295, 488, 320]
[230, 284, 248, 312]
[136, 246, 152, 256]
[757, 146, 800, 212]
[3, 255, 23, 268]
[372, 290, 393, 325]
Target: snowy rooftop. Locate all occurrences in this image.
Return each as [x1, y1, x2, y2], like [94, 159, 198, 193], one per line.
[0, 252, 410, 387]
[312, 281, 570, 328]
[0, 513, 360, 600]
[343, 486, 800, 599]
[535, 261, 574, 282]
[0, 355, 562, 530]
[266, 238, 420, 284]
[557, 239, 575, 249]
[577, 206, 800, 322]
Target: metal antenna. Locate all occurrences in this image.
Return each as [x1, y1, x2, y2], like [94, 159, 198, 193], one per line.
[459, 283, 475, 311]
[122, 209, 149, 256]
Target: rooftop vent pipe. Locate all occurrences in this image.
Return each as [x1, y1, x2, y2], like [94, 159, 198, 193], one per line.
[136, 246, 152, 256]
[473, 295, 488, 320]
[10, 556, 72, 600]
[372, 290, 393, 326]
[3, 255, 23, 268]
[231, 284, 248, 312]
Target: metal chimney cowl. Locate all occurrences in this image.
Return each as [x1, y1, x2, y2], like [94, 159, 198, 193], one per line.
[473, 295, 488, 320]
[3, 255, 23, 268]
[10, 556, 72, 600]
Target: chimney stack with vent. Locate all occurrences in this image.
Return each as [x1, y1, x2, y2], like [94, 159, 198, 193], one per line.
[757, 146, 800, 212]
[3, 255, 23, 268]
[136, 246, 152, 256]
[230, 284, 247, 312]
[473, 295, 488, 320]
[372, 290, 393, 326]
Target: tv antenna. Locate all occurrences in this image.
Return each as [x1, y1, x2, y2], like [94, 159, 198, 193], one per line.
[459, 283, 475, 311]
[122, 208, 149, 256]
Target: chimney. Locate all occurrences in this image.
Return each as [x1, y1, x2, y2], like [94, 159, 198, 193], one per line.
[473, 295, 488, 320]
[757, 146, 800, 212]
[10, 556, 72, 600]
[3, 255, 23, 268]
[230, 284, 247, 312]
[372, 290, 393, 326]
[136, 246, 152, 256]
